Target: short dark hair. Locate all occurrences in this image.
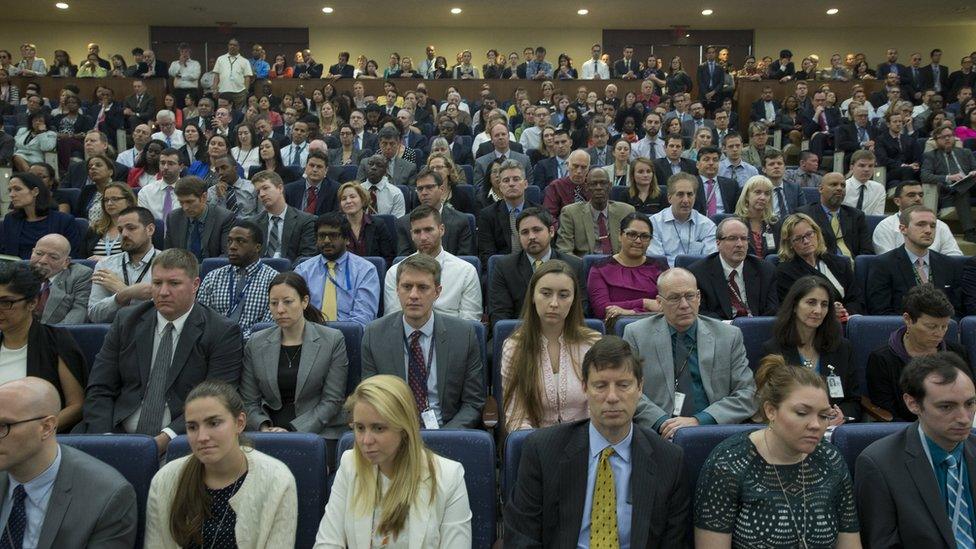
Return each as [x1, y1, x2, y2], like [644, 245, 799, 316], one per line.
[0, 262, 42, 300]
[306, 149, 329, 166]
[377, 126, 399, 141]
[159, 147, 183, 162]
[516, 206, 552, 231]
[118, 206, 156, 227]
[619, 211, 652, 234]
[231, 219, 264, 246]
[315, 211, 352, 240]
[697, 145, 721, 159]
[893, 180, 922, 198]
[408, 204, 441, 225]
[900, 352, 969, 404]
[581, 335, 644, 385]
[903, 283, 955, 320]
[722, 130, 743, 144]
[763, 150, 785, 166]
[174, 176, 208, 197]
[414, 167, 444, 187]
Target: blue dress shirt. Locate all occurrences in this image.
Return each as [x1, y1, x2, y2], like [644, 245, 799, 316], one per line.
[649, 208, 718, 266]
[293, 251, 381, 327]
[401, 313, 442, 425]
[577, 422, 633, 549]
[0, 446, 61, 549]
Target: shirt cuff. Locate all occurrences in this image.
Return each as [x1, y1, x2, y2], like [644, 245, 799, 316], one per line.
[161, 428, 177, 440]
[653, 416, 667, 432]
[694, 412, 717, 425]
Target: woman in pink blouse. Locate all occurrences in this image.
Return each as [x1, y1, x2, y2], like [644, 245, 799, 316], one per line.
[588, 212, 667, 320]
[500, 260, 601, 433]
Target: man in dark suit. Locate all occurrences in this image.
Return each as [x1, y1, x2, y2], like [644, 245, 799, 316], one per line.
[877, 48, 908, 85]
[477, 160, 539, 266]
[697, 46, 724, 110]
[164, 176, 235, 260]
[680, 102, 717, 142]
[948, 56, 975, 104]
[182, 96, 214, 132]
[473, 121, 533, 188]
[122, 78, 155, 131]
[134, 49, 167, 78]
[63, 130, 129, 189]
[284, 149, 340, 215]
[437, 118, 474, 166]
[767, 50, 795, 81]
[348, 109, 379, 154]
[922, 125, 976, 241]
[396, 168, 474, 256]
[1, 378, 138, 548]
[488, 207, 584, 327]
[856, 353, 976, 549]
[361, 254, 485, 428]
[326, 51, 355, 78]
[653, 135, 699, 191]
[475, 139, 524, 159]
[919, 48, 950, 95]
[870, 71, 910, 109]
[81, 248, 243, 457]
[835, 106, 878, 159]
[764, 150, 808, 218]
[355, 126, 418, 186]
[800, 90, 842, 160]
[866, 205, 963, 315]
[251, 170, 318, 262]
[749, 86, 781, 125]
[612, 45, 640, 79]
[797, 172, 873, 258]
[693, 146, 740, 217]
[689, 218, 778, 320]
[90, 86, 125, 148]
[875, 110, 921, 184]
[532, 129, 572, 188]
[504, 336, 690, 548]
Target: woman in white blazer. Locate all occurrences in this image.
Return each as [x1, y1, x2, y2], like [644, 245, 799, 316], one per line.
[145, 380, 298, 549]
[314, 375, 472, 548]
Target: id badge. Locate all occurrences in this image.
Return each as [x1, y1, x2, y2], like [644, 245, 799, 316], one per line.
[827, 375, 844, 398]
[421, 409, 440, 430]
[764, 232, 776, 250]
[672, 392, 686, 416]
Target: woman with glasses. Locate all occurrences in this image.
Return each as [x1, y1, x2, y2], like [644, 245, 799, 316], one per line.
[588, 212, 667, 320]
[0, 262, 85, 431]
[327, 123, 367, 169]
[0, 172, 80, 259]
[734, 175, 781, 259]
[776, 213, 863, 321]
[81, 182, 136, 260]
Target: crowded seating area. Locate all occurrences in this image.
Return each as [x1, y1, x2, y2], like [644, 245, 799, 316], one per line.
[3, 28, 976, 548]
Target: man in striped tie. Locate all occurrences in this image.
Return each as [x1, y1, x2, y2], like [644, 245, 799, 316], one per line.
[856, 352, 976, 549]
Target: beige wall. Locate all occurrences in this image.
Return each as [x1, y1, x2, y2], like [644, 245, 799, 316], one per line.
[4, 21, 149, 66]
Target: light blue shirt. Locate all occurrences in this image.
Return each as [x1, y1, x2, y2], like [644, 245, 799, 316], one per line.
[526, 60, 553, 79]
[0, 446, 61, 549]
[649, 208, 718, 266]
[293, 251, 380, 327]
[905, 246, 931, 281]
[719, 158, 759, 188]
[577, 422, 633, 549]
[401, 314, 442, 425]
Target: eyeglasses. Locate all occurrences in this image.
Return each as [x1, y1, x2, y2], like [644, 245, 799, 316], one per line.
[316, 232, 344, 242]
[622, 230, 652, 242]
[103, 196, 128, 203]
[0, 416, 48, 439]
[791, 231, 817, 244]
[0, 297, 29, 310]
[661, 292, 700, 305]
[719, 236, 750, 243]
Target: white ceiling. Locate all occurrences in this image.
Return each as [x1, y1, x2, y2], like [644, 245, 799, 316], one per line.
[11, 0, 976, 28]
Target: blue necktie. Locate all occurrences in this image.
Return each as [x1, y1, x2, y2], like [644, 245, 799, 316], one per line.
[1, 485, 27, 549]
[290, 145, 302, 166]
[225, 186, 238, 215]
[189, 220, 203, 259]
[945, 454, 976, 549]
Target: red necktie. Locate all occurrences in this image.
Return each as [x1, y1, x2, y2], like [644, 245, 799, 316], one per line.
[368, 186, 379, 214]
[818, 111, 828, 132]
[728, 271, 750, 318]
[706, 179, 717, 217]
[407, 331, 429, 412]
[305, 185, 318, 214]
[597, 212, 612, 254]
[35, 282, 51, 318]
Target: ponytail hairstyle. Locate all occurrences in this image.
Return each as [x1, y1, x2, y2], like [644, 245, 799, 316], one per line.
[754, 354, 828, 422]
[268, 271, 325, 324]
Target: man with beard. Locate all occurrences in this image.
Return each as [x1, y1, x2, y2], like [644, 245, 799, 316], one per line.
[87, 206, 159, 323]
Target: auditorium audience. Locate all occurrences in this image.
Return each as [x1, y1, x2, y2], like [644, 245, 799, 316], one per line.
[922, 123, 976, 242]
[587, 212, 666, 320]
[874, 181, 962, 255]
[81, 182, 136, 259]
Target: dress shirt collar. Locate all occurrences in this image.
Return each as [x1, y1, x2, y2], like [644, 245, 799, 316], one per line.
[820, 202, 840, 217]
[587, 419, 633, 462]
[365, 176, 390, 190]
[719, 254, 744, 280]
[661, 206, 701, 225]
[904, 246, 930, 268]
[505, 200, 525, 215]
[124, 247, 158, 269]
[668, 318, 699, 338]
[526, 247, 553, 264]
[401, 309, 435, 339]
[156, 305, 194, 336]
[238, 258, 262, 277]
[589, 203, 609, 221]
[7, 445, 61, 506]
[317, 251, 349, 270]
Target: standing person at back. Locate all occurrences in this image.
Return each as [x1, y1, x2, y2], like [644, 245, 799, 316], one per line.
[210, 38, 253, 110]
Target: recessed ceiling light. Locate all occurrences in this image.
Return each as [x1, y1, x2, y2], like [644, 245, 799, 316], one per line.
[450, 7, 462, 14]
[55, 2, 69, 8]
[577, 8, 589, 15]
[701, 9, 713, 15]
[826, 8, 839, 14]
[321, 6, 334, 13]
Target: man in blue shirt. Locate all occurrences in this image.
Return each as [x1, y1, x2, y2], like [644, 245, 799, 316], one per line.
[649, 173, 718, 266]
[249, 44, 270, 79]
[525, 46, 553, 80]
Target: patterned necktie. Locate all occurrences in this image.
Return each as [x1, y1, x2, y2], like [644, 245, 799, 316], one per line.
[407, 331, 429, 412]
[1, 485, 27, 549]
[728, 271, 750, 318]
[916, 258, 929, 283]
[189, 221, 203, 259]
[290, 145, 301, 166]
[706, 179, 717, 216]
[368, 186, 379, 214]
[225, 185, 238, 215]
[533, 259, 544, 271]
[856, 184, 866, 210]
[136, 322, 174, 435]
[321, 260, 338, 321]
[775, 187, 789, 216]
[305, 185, 318, 214]
[266, 216, 281, 257]
[509, 208, 521, 252]
[944, 454, 976, 549]
[597, 212, 612, 254]
[830, 213, 853, 258]
[573, 184, 585, 203]
[589, 447, 619, 548]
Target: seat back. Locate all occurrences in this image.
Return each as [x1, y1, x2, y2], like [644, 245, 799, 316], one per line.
[453, 184, 475, 210]
[613, 316, 643, 337]
[167, 433, 328, 549]
[730, 316, 777, 370]
[73, 218, 89, 241]
[460, 164, 474, 185]
[801, 187, 819, 204]
[854, 254, 877, 301]
[396, 184, 418, 211]
[373, 214, 397, 246]
[58, 323, 111, 376]
[610, 187, 629, 203]
[363, 255, 387, 312]
[864, 215, 886, 236]
[675, 254, 707, 269]
[672, 425, 761, 502]
[961, 316, 976, 367]
[830, 422, 910, 475]
[251, 321, 364, 395]
[337, 165, 358, 183]
[525, 185, 542, 205]
[503, 429, 533, 503]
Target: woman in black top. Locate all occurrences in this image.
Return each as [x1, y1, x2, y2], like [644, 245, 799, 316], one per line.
[625, 157, 668, 215]
[555, 54, 578, 80]
[666, 56, 693, 96]
[337, 182, 395, 266]
[179, 122, 207, 166]
[28, 162, 72, 214]
[559, 104, 589, 150]
[247, 137, 301, 182]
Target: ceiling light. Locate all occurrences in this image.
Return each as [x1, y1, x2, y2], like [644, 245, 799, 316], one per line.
[701, 9, 713, 15]
[577, 8, 589, 15]
[826, 8, 838, 14]
[450, 7, 462, 14]
[685, 33, 691, 38]
[55, 2, 69, 8]
[321, 6, 334, 13]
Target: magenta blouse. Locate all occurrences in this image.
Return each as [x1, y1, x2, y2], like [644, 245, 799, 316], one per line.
[587, 256, 666, 318]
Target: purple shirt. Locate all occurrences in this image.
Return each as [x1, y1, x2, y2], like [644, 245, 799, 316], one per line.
[587, 256, 664, 318]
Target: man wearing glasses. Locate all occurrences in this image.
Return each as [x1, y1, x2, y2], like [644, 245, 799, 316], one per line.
[0, 377, 137, 548]
[623, 267, 756, 440]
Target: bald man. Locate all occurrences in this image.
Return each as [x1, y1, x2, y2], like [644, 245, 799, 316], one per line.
[542, 149, 592, 228]
[28, 235, 92, 325]
[0, 377, 137, 549]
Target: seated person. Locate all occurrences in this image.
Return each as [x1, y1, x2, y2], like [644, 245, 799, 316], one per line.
[208, 153, 260, 218]
[867, 283, 971, 422]
[649, 172, 718, 267]
[688, 217, 779, 320]
[293, 212, 380, 327]
[873, 181, 962, 256]
[488, 207, 584, 327]
[145, 380, 297, 548]
[588, 212, 666, 320]
[0, 263, 85, 430]
[81, 182, 136, 259]
[87, 206, 160, 323]
[355, 127, 419, 187]
[0, 172, 79, 259]
[866, 205, 964, 315]
[844, 150, 888, 215]
[921, 123, 976, 242]
[284, 150, 341, 216]
[693, 146, 741, 216]
[137, 147, 184, 222]
[315, 375, 472, 546]
[359, 154, 407, 218]
[796, 172, 873, 259]
[365, 254, 485, 429]
[29, 233, 92, 324]
[761, 275, 861, 421]
[501, 260, 601, 432]
[776, 213, 864, 319]
[383, 206, 481, 321]
[694, 354, 859, 548]
[196, 220, 277, 338]
[557, 167, 636, 256]
[396, 168, 474, 256]
[542, 149, 591, 223]
[75, 154, 117, 220]
[163, 176, 235, 260]
[624, 268, 756, 440]
[623, 157, 669, 215]
[0, 377, 137, 548]
[338, 181, 396, 266]
[251, 169, 318, 262]
[476, 159, 538, 266]
[734, 175, 783, 259]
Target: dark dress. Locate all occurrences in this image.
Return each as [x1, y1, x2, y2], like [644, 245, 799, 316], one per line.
[695, 431, 860, 549]
[625, 190, 669, 216]
[186, 472, 248, 549]
[268, 345, 301, 429]
[347, 214, 395, 267]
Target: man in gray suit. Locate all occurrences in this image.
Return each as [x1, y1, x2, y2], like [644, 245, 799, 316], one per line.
[680, 101, 716, 141]
[251, 170, 317, 262]
[0, 377, 137, 549]
[81, 249, 243, 456]
[396, 168, 474, 256]
[922, 124, 976, 242]
[623, 267, 756, 440]
[29, 234, 91, 325]
[361, 254, 484, 429]
[557, 168, 635, 256]
[473, 121, 533, 188]
[856, 352, 976, 548]
[355, 126, 418, 186]
[163, 176, 235, 260]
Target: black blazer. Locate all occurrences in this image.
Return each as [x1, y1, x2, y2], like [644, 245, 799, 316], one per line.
[692, 175, 740, 216]
[688, 253, 779, 320]
[835, 122, 878, 155]
[866, 341, 970, 422]
[866, 246, 963, 315]
[488, 249, 584, 327]
[163, 205, 235, 259]
[449, 139, 475, 167]
[504, 419, 690, 549]
[448, 186, 477, 215]
[283, 177, 341, 215]
[63, 161, 130, 190]
[252, 206, 317, 262]
[356, 215, 396, 267]
[761, 338, 861, 420]
[767, 62, 795, 80]
[328, 63, 354, 78]
[475, 140, 524, 159]
[533, 156, 563, 188]
[122, 93, 155, 121]
[0, 322, 85, 409]
[800, 106, 843, 138]
[776, 254, 865, 314]
[874, 131, 919, 170]
[750, 99, 781, 122]
[696, 62, 724, 99]
[919, 64, 950, 93]
[395, 205, 474, 257]
[80, 301, 242, 435]
[796, 203, 873, 257]
[613, 58, 640, 78]
[653, 157, 698, 190]
[476, 199, 540, 266]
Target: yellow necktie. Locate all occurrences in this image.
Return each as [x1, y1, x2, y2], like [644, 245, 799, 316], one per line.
[321, 261, 338, 321]
[589, 447, 619, 548]
[533, 259, 544, 271]
[830, 214, 852, 258]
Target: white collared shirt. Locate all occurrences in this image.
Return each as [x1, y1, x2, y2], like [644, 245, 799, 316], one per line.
[843, 176, 886, 215]
[872, 213, 962, 256]
[383, 249, 482, 321]
[361, 177, 406, 217]
[720, 255, 748, 307]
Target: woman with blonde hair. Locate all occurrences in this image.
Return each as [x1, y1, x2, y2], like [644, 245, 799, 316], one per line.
[315, 375, 472, 547]
[82, 182, 136, 259]
[681, 127, 715, 162]
[734, 175, 781, 259]
[501, 260, 601, 432]
[145, 380, 298, 548]
[625, 157, 668, 214]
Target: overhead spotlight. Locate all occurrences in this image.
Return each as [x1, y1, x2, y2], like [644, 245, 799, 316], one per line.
[826, 8, 839, 14]
[685, 33, 691, 38]
[55, 2, 69, 7]
[701, 9, 713, 15]
[321, 6, 334, 13]
[577, 8, 589, 15]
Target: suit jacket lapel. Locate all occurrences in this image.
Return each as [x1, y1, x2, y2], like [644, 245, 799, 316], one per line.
[37, 447, 73, 549]
[896, 248, 917, 288]
[296, 325, 322, 398]
[628, 430, 657, 549]
[201, 208, 218, 251]
[136, 312, 156, 385]
[558, 426, 590, 548]
[433, 316, 450, 399]
[580, 208, 596, 252]
[708, 258, 733, 317]
[281, 207, 297, 253]
[166, 307, 205, 388]
[743, 261, 763, 312]
[696, 320, 716, 401]
[906, 426, 956, 546]
[516, 254, 534, 287]
[652, 319, 676, 393]
[259, 329, 283, 402]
